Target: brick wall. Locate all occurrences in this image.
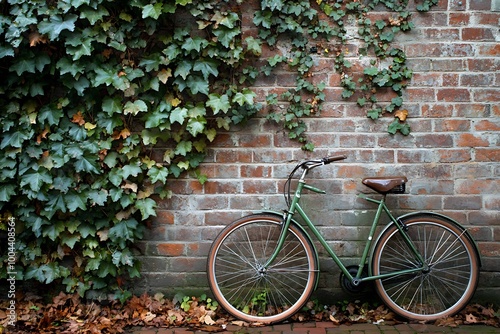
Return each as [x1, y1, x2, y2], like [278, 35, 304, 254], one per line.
[136, 0, 500, 303]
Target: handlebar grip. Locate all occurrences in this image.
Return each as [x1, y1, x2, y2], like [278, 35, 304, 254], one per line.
[322, 155, 347, 164]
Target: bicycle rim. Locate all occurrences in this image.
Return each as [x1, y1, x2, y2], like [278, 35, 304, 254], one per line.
[207, 215, 317, 324]
[372, 217, 479, 321]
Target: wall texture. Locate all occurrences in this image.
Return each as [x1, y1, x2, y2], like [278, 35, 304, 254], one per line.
[135, 0, 500, 303]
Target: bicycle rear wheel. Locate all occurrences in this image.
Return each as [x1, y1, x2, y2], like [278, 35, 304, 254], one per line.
[207, 214, 317, 324]
[371, 215, 480, 321]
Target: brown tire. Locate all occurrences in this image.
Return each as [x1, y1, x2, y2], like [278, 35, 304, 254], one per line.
[207, 214, 317, 324]
[371, 215, 480, 321]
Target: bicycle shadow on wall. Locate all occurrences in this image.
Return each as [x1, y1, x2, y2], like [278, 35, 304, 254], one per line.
[206, 156, 481, 324]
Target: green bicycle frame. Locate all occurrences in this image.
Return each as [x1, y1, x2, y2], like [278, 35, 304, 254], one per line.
[264, 172, 428, 285]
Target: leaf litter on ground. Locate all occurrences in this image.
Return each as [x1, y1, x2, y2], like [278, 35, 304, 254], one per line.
[0, 292, 498, 333]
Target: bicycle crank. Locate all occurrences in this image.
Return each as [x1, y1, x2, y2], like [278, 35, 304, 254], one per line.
[339, 265, 372, 296]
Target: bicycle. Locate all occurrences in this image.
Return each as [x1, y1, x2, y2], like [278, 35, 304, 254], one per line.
[206, 155, 481, 324]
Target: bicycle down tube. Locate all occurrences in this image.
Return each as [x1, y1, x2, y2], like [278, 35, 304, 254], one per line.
[263, 164, 428, 285]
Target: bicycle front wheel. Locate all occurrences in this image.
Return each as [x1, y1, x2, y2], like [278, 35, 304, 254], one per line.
[207, 214, 317, 324]
[371, 215, 480, 321]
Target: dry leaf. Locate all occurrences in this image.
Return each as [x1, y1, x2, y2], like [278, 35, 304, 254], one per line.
[71, 111, 85, 126]
[394, 109, 408, 121]
[29, 31, 48, 47]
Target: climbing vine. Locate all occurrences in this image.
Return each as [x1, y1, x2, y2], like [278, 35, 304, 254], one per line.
[256, 0, 438, 149]
[0, 0, 437, 297]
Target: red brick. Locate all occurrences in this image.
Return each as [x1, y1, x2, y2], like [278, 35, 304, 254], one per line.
[421, 104, 453, 118]
[157, 243, 184, 256]
[461, 73, 495, 86]
[436, 88, 471, 102]
[449, 12, 470, 26]
[437, 149, 471, 163]
[242, 180, 277, 194]
[457, 133, 490, 147]
[474, 89, 500, 102]
[456, 180, 500, 194]
[155, 210, 175, 225]
[475, 120, 500, 131]
[477, 43, 500, 56]
[475, 148, 500, 162]
[435, 119, 471, 132]
[416, 134, 453, 148]
[462, 28, 495, 41]
[204, 180, 240, 194]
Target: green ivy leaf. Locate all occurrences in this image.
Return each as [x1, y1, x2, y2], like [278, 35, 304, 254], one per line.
[20, 169, 52, 192]
[38, 14, 78, 40]
[135, 198, 157, 220]
[142, 3, 163, 19]
[170, 107, 188, 124]
[124, 100, 148, 115]
[193, 59, 219, 79]
[174, 141, 192, 156]
[148, 165, 169, 184]
[206, 94, 230, 115]
[186, 75, 209, 95]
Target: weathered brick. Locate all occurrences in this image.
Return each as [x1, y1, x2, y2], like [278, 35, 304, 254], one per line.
[156, 243, 185, 257]
[462, 27, 496, 41]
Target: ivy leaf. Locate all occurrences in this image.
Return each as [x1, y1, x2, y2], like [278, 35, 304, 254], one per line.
[135, 198, 157, 220]
[109, 218, 139, 246]
[170, 107, 188, 124]
[20, 169, 52, 192]
[213, 26, 240, 48]
[206, 94, 230, 115]
[45, 193, 67, 217]
[66, 191, 87, 212]
[112, 249, 134, 266]
[42, 221, 65, 241]
[80, 6, 110, 24]
[187, 118, 206, 137]
[261, 0, 284, 11]
[102, 97, 123, 116]
[367, 108, 382, 120]
[89, 189, 108, 206]
[174, 61, 192, 80]
[174, 141, 192, 156]
[0, 45, 14, 58]
[148, 166, 169, 184]
[375, 20, 386, 30]
[0, 184, 16, 201]
[244, 36, 262, 55]
[38, 14, 78, 40]
[142, 3, 163, 19]
[193, 59, 219, 79]
[122, 161, 142, 179]
[9, 58, 36, 76]
[97, 261, 117, 278]
[124, 100, 148, 115]
[74, 155, 100, 174]
[186, 75, 209, 95]
[364, 67, 379, 76]
[233, 89, 255, 106]
[182, 37, 208, 53]
[1, 130, 31, 149]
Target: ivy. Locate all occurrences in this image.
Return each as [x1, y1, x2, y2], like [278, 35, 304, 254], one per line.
[0, 0, 260, 296]
[254, 0, 435, 149]
[0, 0, 436, 297]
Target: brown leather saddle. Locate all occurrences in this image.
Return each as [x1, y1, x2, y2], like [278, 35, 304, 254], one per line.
[362, 176, 407, 194]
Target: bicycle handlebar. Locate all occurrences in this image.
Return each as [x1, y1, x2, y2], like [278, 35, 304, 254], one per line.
[322, 155, 347, 164]
[299, 155, 347, 171]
